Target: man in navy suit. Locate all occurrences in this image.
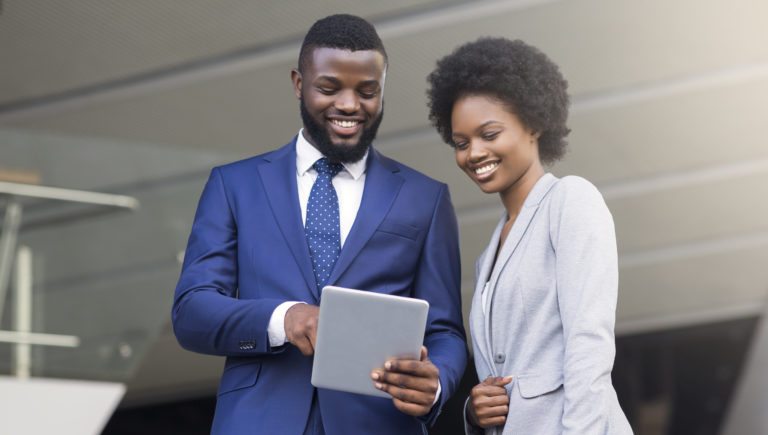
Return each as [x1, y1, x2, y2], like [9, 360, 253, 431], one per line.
[172, 14, 467, 434]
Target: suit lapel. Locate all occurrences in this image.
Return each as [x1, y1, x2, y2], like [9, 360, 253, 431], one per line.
[257, 140, 317, 295]
[327, 148, 403, 285]
[475, 217, 504, 375]
[485, 173, 558, 336]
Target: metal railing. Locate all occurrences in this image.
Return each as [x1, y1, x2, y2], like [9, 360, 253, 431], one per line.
[0, 181, 138, 378]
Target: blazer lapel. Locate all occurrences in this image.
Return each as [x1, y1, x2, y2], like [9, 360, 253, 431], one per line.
[327, 148, 403, 285]
[257, 139, 317, 295]
[475, 217, 504, 375]
[484, 173, 558, 339]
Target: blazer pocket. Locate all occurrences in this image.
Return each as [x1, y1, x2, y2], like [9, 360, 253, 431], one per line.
[376, 220, 420, 241]
[515, 372, 563, 399]
[217, 360, 262, 396]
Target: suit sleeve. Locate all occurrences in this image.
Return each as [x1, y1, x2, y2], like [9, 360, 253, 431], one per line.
[414, 184, 469, 426]
[171, 167, 287, 357]
[551, 178, 620, 434]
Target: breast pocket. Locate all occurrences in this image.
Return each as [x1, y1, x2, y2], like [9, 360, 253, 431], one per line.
[375, 220, 420, 241]
[217, 360, 262, 396]
[361, 220, 422, 289]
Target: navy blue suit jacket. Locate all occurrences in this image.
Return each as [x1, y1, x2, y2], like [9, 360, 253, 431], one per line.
[172, 138, 467, 434]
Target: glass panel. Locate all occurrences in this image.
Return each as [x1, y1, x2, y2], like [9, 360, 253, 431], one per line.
[0, 127, 234, 381]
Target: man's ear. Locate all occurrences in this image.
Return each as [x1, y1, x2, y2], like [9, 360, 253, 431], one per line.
[291, 69, 302, 100]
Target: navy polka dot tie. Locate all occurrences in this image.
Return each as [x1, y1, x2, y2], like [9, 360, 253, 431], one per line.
[305, 158, 344, 291]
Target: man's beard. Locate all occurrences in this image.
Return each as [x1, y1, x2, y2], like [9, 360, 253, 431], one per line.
[300, 97, 383, 164]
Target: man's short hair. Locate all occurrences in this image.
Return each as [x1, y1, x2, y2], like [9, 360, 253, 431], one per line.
[298, 14, 388, 72]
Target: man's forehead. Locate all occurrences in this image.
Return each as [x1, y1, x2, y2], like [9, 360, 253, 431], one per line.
[306, 47, 387, 73]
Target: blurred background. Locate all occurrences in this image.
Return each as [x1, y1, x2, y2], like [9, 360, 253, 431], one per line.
[1, 1, 767, 434]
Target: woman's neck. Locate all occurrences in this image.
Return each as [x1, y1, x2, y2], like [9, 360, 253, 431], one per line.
[500, 162, 545, 220]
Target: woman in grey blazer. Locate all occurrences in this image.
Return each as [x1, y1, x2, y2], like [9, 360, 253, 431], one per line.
[427, 38, 632, 434]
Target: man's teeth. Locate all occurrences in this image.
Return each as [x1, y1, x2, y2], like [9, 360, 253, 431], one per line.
[475, 163, 498, 175]
[331, 119, 359, 128]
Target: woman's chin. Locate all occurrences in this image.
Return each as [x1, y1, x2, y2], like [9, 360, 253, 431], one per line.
[474, 182, 499, 195]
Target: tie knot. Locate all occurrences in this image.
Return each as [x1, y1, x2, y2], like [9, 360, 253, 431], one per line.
[313, 158, 343, 177]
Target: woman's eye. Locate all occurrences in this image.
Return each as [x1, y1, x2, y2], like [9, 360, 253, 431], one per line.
[453, 141, 468, 150]
[483, 132, 500, 141]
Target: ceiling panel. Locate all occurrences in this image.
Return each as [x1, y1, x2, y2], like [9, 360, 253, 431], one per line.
[610, 171, 768, 253]
[618, 245, 768, 322]
[5, 63, 301, 156]
[0, 0, 459, 104]
[379, 0, 768, 135]
[556, 77, 768, 184]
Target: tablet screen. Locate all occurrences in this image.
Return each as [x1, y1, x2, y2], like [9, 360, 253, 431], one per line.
[311, 286, 429, 398]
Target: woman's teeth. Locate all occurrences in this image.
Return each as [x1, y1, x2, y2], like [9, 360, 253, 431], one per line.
[475, 163, 498, 175]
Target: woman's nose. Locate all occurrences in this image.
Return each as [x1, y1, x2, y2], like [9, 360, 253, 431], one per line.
[468, 140, 488, 161]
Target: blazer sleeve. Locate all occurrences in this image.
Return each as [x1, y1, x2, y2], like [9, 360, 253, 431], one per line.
[551, 178, 620, 434]
[413, 184, 469, 426]
[171, 167, 287, 357]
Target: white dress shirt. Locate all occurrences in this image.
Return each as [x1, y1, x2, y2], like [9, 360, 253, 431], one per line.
[267, 130, 367, 346]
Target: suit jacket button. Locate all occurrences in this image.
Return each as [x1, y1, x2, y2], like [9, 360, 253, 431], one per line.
[494, 352, 505, 363]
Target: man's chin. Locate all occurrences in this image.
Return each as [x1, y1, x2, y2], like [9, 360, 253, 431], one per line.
[325, 129, 362, 146]
[328, 138, 361, 149]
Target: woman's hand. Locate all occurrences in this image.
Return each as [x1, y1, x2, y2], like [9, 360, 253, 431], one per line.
[467, 376, 513, 428]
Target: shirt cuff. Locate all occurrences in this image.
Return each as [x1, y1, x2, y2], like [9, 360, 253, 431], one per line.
[267, 301, 305, 347]
[433, 379, 442, 406]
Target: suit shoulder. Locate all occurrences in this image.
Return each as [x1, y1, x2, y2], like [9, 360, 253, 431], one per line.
[551, 175, 603, 202]
[548, 175, 611, 221]
[214, 143, 293, 176]
[215, 155, 262, 173]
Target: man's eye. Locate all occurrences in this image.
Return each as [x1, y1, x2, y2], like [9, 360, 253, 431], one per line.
[318, 87, 336, 95]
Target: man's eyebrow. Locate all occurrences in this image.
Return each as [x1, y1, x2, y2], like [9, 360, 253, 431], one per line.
[314, 76, 380, 88]
[315, 76, 341, 85]
[357, 80, 380, 87]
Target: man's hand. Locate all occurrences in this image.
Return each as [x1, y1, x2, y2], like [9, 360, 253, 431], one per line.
[284, 303, 319, 356]
[467, 376, 513, 428]
[370, 346, 440, 417]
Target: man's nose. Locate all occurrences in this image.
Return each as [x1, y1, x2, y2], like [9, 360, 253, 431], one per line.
[334, 90, 360, 113]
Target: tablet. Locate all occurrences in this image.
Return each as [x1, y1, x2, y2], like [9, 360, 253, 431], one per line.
[310, 286, 430, 398]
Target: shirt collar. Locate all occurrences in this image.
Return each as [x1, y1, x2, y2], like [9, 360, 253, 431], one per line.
[295, 129, 368, 180]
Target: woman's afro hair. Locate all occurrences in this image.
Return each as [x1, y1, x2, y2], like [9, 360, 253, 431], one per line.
[427, 38, 570, 164]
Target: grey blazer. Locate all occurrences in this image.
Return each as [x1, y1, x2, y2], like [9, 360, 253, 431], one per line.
[465, 174, 632, 435]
